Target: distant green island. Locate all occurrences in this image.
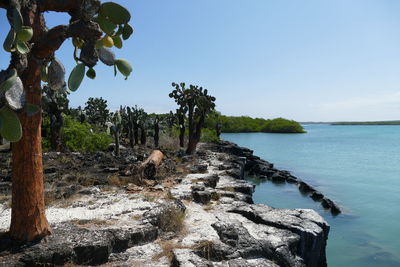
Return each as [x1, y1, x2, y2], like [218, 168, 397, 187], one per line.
[331, 121, 400, 125]
[206, 114, 305, 133]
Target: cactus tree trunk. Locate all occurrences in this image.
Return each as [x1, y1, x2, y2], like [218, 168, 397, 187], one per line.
[114, 133, 120, 156]
[178, 113, 185, 148]
[154, 123, 159, 148]
[11, 55, 51, 242]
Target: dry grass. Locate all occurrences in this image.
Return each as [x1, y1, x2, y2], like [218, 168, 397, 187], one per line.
[158, 206, 186, 233]
[203, 203, 214, 211]
[210, 191, 221, 201]
[107, 174, 123, 186]
[69, 218, 112, 227]
[194, 240, 215, 261]
[222, 186, 235, 192]
[152, 240, 189, 262]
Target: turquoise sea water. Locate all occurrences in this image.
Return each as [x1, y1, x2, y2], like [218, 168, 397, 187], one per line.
[221, 124, 400, 267]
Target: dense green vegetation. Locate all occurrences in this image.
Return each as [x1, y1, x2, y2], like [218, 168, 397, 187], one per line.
[331, 121, 400, 125]
[42, 116, 112, 152]
[205, 113, 305, 133]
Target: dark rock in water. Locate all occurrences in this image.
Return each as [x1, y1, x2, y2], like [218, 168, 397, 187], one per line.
[311, 191, 324, 201]
[190, 164, 208, 174]
[321, 198, 341, 215]
[192, 190, 212, 204]
[271, 172, 286, 183]
[228, 183, 255, 195]
[214, 141, 254, 158]
[286, 175, 299, 184]
[298, 182, 316, 194]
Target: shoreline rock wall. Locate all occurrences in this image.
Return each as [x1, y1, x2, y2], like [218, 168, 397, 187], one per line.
[211, 140, 341, 215]
[0, 142, 330, 266]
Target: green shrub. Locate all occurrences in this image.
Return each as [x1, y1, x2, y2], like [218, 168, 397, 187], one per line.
[42, 115, 112, 152]
[261, 118, 305, 133]
[61, 116, 112, 152]
[200, 128, 219, 143]
[205, 112, 305, 134]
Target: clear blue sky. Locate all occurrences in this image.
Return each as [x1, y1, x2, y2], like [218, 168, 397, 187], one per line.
[1, 0, 400, 121]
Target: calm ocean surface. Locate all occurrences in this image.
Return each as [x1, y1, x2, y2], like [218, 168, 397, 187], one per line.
[221, 124, 400, 267]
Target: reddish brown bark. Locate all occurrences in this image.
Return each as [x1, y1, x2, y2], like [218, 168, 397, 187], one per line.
[8, 2, 51, 242]
[10, 58, 51, 241]
[4, 0, 101, 242]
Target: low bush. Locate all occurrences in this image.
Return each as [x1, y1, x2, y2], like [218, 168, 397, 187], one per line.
[42, 116, 112, 152]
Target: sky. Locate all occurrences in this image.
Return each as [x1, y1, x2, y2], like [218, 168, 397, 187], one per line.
[1, 0, 400, 122]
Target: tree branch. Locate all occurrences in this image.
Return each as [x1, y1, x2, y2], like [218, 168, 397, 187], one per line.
[38, 0, 83, 12]
[31, 25, 69, 59]
[31, 20, 101, 60]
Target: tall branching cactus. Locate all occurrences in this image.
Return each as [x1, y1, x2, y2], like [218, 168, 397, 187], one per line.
[109, 110, 122, 156]
[166, 110, 176, 136]
[169, 82, 216, 154]
[138, 109, 148, 145]
[0, 0, 134, 241]
[176, 108, 186, 148]
[42, 85, 69, 151]
[153, 116, 160, 147]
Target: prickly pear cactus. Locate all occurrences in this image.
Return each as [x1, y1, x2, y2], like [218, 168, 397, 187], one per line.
[0, 1, 134, 142]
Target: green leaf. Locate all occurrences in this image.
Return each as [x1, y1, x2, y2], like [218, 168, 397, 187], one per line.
[16, 26, 33, 42]
[12, 8, 23, 31]
[15, 39, 29, 54]
[98, 47, 116, 66]
[0, 69, 17, 92]
[122, 24, 133, 40]
[115, 59, 133, 79]
[25, 104, 40, 116]
[86, 68, 96, 79]
[112, 35, 122, 49]
[3, 29, 16, 52]
[0, 107, 22, 142]
[41, 64, 49, 82]
[97, 15, 117, 35]
[68, 63, 86, 91]
[100, 2, 131, 25]
[5, 76, 25, 110]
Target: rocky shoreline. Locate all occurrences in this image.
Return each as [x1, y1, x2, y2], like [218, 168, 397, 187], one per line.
[211, 141, 341, 215]
[0, 141, 330, 266]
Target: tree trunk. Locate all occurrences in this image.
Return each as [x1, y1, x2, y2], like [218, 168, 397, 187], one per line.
[128, 125, 134, 148]
[50, 113, 63, 152]
[179, 125, 185, 148]
[114, 133, 120, 156]
[178, 113, 185, 148]
[154, 123, 159, 148]
[10, 58, 51, 242]
[141, 150, 164, 179]
[186, 115, 204, 154]
[134, 122, 139, 145]
[140, 127, 146, 145]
